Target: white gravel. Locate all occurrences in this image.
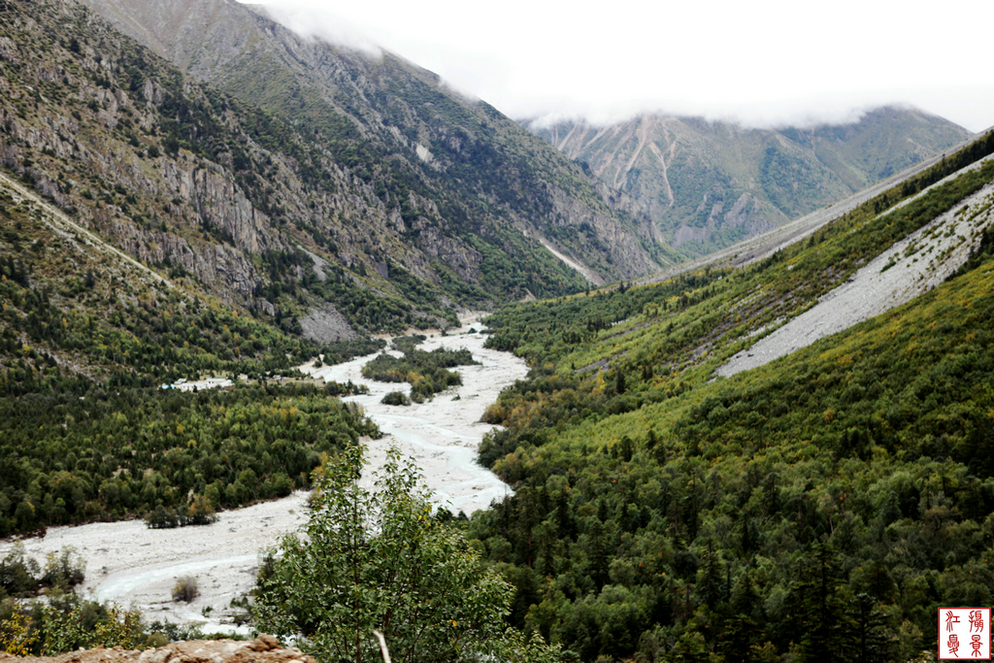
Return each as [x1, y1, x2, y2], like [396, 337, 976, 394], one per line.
[0, 318, 527, 633]
[0, 494, 309, 635]
[300, 318, 528, 517]
[717, 176, 994, 377]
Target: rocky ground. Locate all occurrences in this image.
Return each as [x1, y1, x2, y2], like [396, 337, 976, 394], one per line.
[1, 493, 310, 635]
[300, 318, 528, 517]
[0, 635, 314, 663]
[717, 169, 994, 376]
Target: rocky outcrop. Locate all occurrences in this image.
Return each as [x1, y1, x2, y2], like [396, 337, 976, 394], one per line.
[413, 222, 483, 283]
[543, 184, 663, 280]
[299, 303, 358, 342]
[160, 161, 284, 256]
[673, 192, 774, 249]
[107, 218, 263, 299]
[0, 636, 314, 663]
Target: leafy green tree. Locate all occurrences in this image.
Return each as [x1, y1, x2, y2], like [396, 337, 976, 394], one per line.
[255, 445, 558, 663]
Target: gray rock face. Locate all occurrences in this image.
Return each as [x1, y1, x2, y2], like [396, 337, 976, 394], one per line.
[77, 0, 675, 290]
[299, 304, 357, 343]
[543, 184, 665, 279]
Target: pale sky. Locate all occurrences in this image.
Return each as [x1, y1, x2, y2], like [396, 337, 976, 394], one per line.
[249, 0, 993, 133]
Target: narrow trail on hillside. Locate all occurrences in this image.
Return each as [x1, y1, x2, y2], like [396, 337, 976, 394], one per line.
[0, 171, 170, 288]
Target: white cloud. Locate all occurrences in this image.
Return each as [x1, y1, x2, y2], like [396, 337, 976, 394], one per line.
[245, 0, 994, 132]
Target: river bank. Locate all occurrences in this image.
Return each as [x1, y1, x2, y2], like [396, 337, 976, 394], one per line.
[300, 320, 527, 516]
[0, 319, 527, 633]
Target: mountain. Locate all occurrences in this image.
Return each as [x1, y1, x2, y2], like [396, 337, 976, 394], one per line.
[78, 0, 678, 289]
[6, 0, 994, 657]
[523, 108, 972, 257]
[471, 127, 994, 661]
[0, 0, 676, 364]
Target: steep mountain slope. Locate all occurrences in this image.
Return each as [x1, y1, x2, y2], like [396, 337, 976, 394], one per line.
[0, 133, 386, 534]
[525, 108, 971, 257]
[0, 0, 674, 354]
[469, 128, 994, 661]
[80, 0, 677, 286]
[0, 0, 455, 336]
[0, 159, 350, 389]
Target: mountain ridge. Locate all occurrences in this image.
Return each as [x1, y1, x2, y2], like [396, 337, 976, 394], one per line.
[80, 0, 675, 285]
[1, 0, 665, 349]
[523, 107, 971, 257]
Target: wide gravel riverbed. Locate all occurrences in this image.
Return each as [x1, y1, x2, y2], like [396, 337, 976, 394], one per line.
[0, 319, 527, 633]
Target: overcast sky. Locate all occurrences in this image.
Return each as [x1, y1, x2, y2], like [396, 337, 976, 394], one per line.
[249, 0, 993, 133]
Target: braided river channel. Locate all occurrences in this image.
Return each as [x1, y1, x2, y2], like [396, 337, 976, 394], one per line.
[0, 320, 527, 634]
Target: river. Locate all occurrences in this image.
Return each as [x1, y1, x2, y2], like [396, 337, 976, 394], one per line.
[0, 320, 527, 634]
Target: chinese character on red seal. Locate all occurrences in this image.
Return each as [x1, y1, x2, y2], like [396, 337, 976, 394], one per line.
[940, 608, 990, 660]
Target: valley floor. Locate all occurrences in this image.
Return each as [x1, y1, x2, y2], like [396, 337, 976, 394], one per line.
[0, 318, 527, 633]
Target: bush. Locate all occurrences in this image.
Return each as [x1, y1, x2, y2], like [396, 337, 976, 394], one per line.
[1, 591, 151, 655]
[171, 576, 198, 603]
[0, 544, 41, 597]
[40, 548, 85, 591]
[144, 496, 217, 529]
[185, 495, 217, 526]
[144, 506, 178, 529]
[380, 390, 410, 406]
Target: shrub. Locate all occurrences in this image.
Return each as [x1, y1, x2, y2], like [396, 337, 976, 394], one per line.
[185, 495, 217, 526]
[380, 390, 410, 406]
[172, 576, 198, 603]
[0, 544, 41, 597]
[40, 548, 85, 591]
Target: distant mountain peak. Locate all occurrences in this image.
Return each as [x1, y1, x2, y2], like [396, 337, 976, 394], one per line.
[523, 107, 971, 256]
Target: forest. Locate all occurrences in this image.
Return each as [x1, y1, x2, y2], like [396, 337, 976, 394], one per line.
[0, 381, 377, 535]
[458, 133, 994, 662]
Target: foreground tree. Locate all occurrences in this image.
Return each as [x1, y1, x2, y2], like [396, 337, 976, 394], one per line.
[254, 444, 559, 663]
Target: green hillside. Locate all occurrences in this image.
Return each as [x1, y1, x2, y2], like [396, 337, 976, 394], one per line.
[467, 131, 994, 661]
[0, 165, 383, 533]
[3, 0, 994, 659]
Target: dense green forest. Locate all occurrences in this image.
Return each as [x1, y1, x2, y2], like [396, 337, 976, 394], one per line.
[462, 133, 994, 662]
[0, 382, 377, 535]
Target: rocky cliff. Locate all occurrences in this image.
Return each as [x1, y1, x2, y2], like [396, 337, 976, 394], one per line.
[0, 0, 672, 341]
[77, 0, 676, 291]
